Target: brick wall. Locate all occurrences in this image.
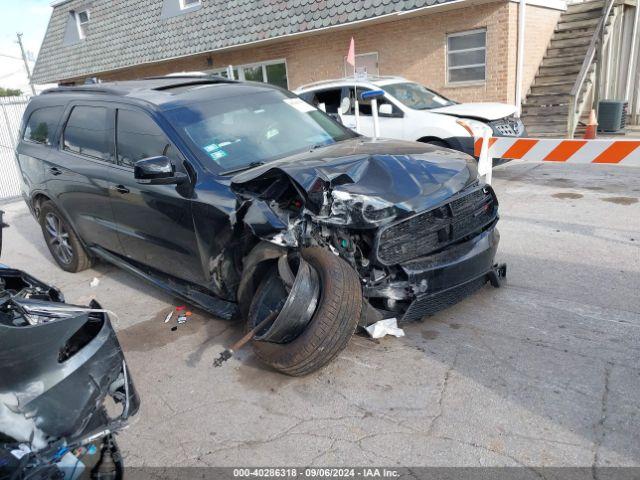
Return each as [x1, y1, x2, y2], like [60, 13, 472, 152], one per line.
[70, 1, 561, 105]
[517, 3, 562, 99]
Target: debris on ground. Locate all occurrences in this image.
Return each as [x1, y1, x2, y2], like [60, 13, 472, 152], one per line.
[90, 277, 100, 288]
[365, 318, 405, 339]
[164, 311, 173, 323]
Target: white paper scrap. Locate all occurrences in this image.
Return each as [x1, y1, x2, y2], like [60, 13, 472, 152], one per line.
[365, 318, 405, 339]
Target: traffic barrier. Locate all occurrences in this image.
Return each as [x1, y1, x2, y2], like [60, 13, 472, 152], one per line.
[474, 135, 640, 185]
[474, 137, 640, 165]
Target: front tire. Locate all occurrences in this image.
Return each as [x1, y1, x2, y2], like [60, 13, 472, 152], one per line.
[249, 247, 363, 376]
[39, 201, 92, 273]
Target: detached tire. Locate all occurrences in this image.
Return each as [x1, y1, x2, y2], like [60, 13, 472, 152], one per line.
[249, 247, 362, 376]
[39, 201, 93, 273]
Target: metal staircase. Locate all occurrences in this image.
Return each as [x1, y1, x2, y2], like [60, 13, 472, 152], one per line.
[521, 0, 617, 137]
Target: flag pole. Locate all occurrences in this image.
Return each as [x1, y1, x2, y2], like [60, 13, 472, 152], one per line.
[353, 62, 360, 133]
[354, 63, 360, 133]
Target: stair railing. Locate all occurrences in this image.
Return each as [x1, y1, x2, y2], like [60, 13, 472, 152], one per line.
[566, 0, 616, 137]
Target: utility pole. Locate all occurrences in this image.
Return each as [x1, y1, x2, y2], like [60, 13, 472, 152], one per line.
[16, 33, 36, 95]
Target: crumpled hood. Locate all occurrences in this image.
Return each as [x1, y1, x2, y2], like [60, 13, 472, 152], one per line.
[431, 102, 517, 121]
[231, 138, 478, 214]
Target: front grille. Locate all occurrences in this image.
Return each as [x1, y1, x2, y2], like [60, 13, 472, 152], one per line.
[489, 117, 524, 137]
[400, 275, 488, 323]
[375, 186, 497, 265]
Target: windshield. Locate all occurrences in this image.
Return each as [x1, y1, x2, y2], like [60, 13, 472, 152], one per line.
[164, 89, 357, 172]
[382, 82, 455, 110]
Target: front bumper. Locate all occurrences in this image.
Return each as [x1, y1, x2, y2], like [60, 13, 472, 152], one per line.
[444, 118, 528, 158]
[0, 266, 140, 442]
[399, 227, 501, 323]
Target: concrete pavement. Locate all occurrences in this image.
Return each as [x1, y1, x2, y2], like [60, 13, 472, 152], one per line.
[1, 161, 639, 467]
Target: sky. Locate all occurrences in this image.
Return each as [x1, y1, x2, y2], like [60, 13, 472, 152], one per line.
[0, 0, 54, 92]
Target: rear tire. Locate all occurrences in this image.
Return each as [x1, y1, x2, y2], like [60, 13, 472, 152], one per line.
[39, 201, 93, 273]
[249, 247, 363, 376]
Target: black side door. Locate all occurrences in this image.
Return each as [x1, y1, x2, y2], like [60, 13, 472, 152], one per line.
[45, 102, 123, 253]
[107, 106, 204, 285]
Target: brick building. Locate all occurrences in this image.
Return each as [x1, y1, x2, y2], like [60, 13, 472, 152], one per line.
[32, 0, 565, 106]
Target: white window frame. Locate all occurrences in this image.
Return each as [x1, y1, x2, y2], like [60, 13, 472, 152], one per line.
[343, 52, 379, 78]
[179, 0, 201, 10]
[75, 10, 90, 40]
[209, 59, 289, 88]
[446, 28, 487, 85]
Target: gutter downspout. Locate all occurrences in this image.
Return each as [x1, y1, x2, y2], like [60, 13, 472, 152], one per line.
[514, 0, 526, 117]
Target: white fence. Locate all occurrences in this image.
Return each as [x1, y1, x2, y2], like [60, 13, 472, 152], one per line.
[0, 95, 28, 200]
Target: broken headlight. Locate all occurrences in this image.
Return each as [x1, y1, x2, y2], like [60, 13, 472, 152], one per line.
[329, 190, 398, 226]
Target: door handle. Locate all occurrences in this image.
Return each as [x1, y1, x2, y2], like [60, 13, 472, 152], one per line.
[49, 167, 62, 176]
[111, 185, 130, 194]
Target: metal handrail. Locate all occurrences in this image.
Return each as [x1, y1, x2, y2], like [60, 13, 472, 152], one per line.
[566, 0, 616, 137]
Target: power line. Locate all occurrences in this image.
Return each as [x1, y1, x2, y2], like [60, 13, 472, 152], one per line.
[0, 53, 22, 61]
[0, 69, 24, 81]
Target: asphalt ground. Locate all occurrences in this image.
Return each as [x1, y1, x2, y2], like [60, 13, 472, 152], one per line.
[1, 160, 639, 468]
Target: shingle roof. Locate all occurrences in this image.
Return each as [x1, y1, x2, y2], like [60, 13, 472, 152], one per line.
[33, 0, 456, 84]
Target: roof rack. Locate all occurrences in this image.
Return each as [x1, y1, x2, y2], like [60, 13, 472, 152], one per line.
[143, 75, 237, 91]
[41, 85, 127, 95]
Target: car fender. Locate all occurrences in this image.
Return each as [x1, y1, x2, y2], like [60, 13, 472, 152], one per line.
[28, 191, 91, 252]
[236, 241, 287, 317]
[404, 110, 471, 143]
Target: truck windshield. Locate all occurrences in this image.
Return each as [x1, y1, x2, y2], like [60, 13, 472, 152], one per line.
[165, 90, 357, 172]
[382, 82, 455, 110]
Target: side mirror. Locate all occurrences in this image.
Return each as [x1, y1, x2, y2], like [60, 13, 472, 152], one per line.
[134, 156, 188, 185]
[379, 103, 393, 116]
[340, 97, 351, 115]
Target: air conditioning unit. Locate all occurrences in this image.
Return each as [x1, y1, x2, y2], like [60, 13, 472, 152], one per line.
[597, 100, 627, 133]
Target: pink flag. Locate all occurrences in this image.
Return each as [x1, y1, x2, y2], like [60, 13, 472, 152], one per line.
[346, 37, 355, 67]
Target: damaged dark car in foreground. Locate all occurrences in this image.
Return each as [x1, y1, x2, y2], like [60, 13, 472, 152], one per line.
[16, 76, 505, 376]
[0, 213, 139, 479]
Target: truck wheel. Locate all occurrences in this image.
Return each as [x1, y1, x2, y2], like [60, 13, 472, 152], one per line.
[39, 201, 93, 273]
[248, 247, 362, 376]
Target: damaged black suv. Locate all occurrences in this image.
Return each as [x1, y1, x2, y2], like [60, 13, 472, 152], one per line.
[16, 76, 504, 375]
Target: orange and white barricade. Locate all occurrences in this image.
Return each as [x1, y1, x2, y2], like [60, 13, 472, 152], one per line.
[474, 136, 640, 184]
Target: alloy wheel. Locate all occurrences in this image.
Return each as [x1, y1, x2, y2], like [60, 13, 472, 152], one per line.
[45, 213, 74, 265]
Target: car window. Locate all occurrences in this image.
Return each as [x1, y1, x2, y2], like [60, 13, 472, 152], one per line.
[63, 106, 114, 162]
[382, 82, 455, 110]
[344, 88, 400, 116]
[116, 109, 182, 168]
[308, 88, 342, 114]
[165, 89, 357, 172]
[23, 106, 64, 145]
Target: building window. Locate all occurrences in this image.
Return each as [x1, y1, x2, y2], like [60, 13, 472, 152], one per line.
[210, 60, 288, 89]
[75, 10, 90, 39]
[343, 52, 379, 78]
[447, 29, 486, 84]
[180, 0, 201, 9]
